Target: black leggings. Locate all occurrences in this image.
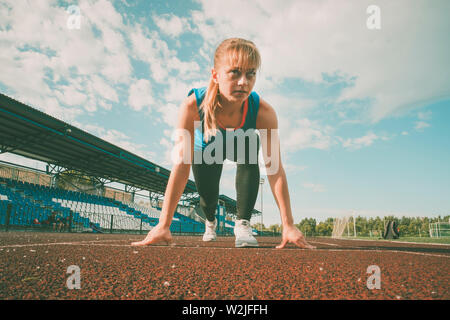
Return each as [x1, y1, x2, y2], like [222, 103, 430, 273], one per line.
[192, 134, 260, 222]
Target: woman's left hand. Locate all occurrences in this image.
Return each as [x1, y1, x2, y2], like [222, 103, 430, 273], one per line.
[276, 225, 316, 249]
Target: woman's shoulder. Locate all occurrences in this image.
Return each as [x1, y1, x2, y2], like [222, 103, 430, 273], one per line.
[187, 87, 207, 101]
[181, 93, 200, 122]
[256, 97, 278, 129]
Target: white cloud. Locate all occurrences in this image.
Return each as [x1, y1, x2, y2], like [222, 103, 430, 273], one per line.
[303, 183, 326, 193]
[159, 135, 175, 167]
[263, 93, 316, 116]
[0, 48, 58, 112]
[414, 110, 432, 131]
[282, 163, 308, 174]
[169, 56, 201, 80]
[81, 0, 125, 30]
[128, 79, 154, 111]
[90, 75, 119, 104]
[156, 102, 179, 130]
[163, 78, 191, 105]
[100, 52, 132, 84]
[282, 118, 334, 152]
[0, 0, 133, 122]
[341, 132, 379, 150]
[417, 110, 432, 121]
[153, 14, 191, 38]
[73, 122, 156, 162]
[192, 0, 450, 124]
[414, 121, 430, 131]
[129, 24, 201, 84]
[54, 85, 87, 107]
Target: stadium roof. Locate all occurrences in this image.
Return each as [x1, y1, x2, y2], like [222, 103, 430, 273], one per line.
[0, 92, 197, 196]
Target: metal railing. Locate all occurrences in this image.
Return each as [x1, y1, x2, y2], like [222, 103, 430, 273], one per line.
[0, 201, 209, 235]
[429, 222, 450, 238]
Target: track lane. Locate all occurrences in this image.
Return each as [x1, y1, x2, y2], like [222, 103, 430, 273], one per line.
[1, 232, 448, 300]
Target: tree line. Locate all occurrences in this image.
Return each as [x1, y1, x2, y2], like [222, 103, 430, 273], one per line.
[253, 215, 450, 237]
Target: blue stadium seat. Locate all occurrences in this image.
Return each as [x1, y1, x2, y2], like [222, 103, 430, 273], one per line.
[0, 177, 207, 234]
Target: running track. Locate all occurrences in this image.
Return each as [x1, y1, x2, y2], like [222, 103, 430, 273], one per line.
[0, 232, 448, 300]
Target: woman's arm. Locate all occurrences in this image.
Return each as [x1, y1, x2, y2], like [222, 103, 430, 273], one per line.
[256, 99, 315, 249]
[132, 95, 197, 246]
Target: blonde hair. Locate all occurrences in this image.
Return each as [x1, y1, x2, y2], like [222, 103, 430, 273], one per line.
[201, 38, 261, 142]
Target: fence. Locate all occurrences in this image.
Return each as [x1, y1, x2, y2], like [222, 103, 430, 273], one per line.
[0, 201, 207, 235]
[429, 222, 450, 238]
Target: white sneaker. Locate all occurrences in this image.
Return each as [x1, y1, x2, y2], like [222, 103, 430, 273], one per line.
[202, 218, 217, 242]
[234, 219, 258, 247]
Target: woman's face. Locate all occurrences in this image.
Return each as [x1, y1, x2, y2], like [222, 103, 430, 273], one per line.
[212, 58, 257, 104]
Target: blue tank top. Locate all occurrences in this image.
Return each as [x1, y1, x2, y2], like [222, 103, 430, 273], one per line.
[188, 87, 260, 152]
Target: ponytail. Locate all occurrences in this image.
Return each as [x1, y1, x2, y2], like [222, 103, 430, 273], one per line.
[200, 77, 221, 143]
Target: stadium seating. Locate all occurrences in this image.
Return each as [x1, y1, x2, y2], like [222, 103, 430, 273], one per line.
[0, 177, 205, 234]
[0, 178, 92, 231]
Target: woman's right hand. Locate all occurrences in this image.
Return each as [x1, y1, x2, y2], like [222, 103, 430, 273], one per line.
[276, 224, 316, 249]
[131, 224, 173, 246]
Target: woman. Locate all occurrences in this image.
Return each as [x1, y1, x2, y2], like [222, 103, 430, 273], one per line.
[132, 38, 315, 249]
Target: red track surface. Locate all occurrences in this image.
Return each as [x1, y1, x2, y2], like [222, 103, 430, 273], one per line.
[0, 232, 449, 300]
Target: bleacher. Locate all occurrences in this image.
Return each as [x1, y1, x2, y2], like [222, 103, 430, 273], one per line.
[0, 177, 205, 234]
[0, 178, 93, 231]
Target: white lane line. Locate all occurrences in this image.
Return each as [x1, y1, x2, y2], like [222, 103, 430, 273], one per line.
[308, 240, 340, 247]
[308, 240, 450, 258]
[322, 248, 450, 259]
[2, 242, 448, 259]
[0, 239, 124, 249]
[325, 237, 450, 247]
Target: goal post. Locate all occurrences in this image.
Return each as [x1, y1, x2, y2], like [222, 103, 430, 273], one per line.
[332, 214, 352, 238]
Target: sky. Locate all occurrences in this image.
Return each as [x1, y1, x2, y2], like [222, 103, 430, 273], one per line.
[0, 0, 449, 226]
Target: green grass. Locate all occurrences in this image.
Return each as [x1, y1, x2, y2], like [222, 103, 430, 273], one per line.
[390, 236, 450, 244]
[336, 236, 450, 244]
